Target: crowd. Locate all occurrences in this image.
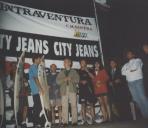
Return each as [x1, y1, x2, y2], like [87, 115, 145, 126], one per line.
[27, 43, 148, 127]
[0, 43, 148, 128]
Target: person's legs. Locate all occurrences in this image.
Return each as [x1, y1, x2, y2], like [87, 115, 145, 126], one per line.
[51, 105, 55, 124]
[81, 103, 86, 122]
[33, 94, 42, 126]
[134, 79, 148, 118]
[128, 79, 148, 118]
[103, 95, 111, 121]
[61, 95, 69, 124]
[69, 93, 77, 124]
[98, 97, 107, 121]
[56, 98, 62, 124]
[89, 103, 95, 120]
[22, 106, 27, 123]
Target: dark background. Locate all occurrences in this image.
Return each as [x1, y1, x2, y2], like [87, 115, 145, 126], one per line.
[2, 0, 148, 65]
[96, 0, 148, 64]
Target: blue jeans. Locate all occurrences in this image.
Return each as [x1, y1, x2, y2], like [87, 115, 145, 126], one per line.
[128, 79, 148, 118]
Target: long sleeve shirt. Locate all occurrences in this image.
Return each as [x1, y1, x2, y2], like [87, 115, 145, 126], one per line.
[121, 58, 143, 82]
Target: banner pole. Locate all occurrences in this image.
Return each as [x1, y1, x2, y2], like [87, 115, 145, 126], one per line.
[93, 0, 105, 66]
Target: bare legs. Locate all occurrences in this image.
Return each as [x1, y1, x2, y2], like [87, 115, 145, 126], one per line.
[98, 96, 111, 121]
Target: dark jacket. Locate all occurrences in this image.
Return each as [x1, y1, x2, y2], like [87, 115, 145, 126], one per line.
[142, 53, 148, 96]
[108, 68, 131, 102]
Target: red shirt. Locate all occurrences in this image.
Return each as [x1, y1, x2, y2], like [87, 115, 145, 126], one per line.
[93, 69, 109, 95]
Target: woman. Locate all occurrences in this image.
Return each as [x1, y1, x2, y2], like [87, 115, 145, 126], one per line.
[93, 61, 111, 122]
[78, 59, 96, 124]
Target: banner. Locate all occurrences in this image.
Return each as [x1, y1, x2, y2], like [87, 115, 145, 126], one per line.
[0, 1, 99, 41]
[0, 1, 102, 68]
[0, 29, 99, 61]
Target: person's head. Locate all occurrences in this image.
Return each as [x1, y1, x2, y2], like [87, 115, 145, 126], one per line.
[94, 60, 103, 70]
[32, 54, 42, 65]
[143, 43, 148, 54]
[110, 59, 118, 69]
[80, 59, 87, 68]
[50, 64, 57, 73]
[64, 58, 72, 69]
[126, 50, 136, 60]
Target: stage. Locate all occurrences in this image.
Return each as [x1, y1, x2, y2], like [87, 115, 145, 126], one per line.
[68, 119, 148, 128]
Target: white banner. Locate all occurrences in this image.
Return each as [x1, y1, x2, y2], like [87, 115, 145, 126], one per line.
[0, 1, 99, 41]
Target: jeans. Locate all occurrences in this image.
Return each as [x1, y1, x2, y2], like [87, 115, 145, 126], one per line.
[128, 79, 148, 118]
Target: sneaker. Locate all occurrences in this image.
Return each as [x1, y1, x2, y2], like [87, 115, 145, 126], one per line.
[79, 120, 85, 125]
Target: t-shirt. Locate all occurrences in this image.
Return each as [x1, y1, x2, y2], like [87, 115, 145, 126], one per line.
[121, 58, 143, 82]
[29, 64, 39, 95]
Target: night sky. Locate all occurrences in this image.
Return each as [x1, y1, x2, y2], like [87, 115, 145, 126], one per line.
[96, 0, 148, 64]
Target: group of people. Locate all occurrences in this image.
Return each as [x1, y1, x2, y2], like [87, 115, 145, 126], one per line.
[0, 43, 148, 128]
[28, 43, 148, 128]
[29, 55, 110, 127]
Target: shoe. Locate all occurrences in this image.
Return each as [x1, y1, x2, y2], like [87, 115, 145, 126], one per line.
[79, 119, 85, 125]
[21, 123, 27, 128]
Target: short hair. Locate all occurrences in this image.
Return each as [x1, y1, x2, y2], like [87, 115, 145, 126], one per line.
[32, 54, 42, 63]
[64, 57, 72, 67]
[79, 59, 87, 64]
[64, 57, 72, 63]
[126, 49, 136, 56]
[109, 58, 118, 64]
[50, 64, 57, 68]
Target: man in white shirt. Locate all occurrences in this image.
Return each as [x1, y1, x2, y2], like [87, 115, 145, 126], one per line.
[121, 50, 148, 118]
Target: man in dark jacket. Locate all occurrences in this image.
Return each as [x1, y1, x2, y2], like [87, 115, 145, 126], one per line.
[108, 59, 131, 120]
[142, 43, 148, 97]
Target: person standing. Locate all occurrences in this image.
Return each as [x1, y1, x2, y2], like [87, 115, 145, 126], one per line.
[19, 74, 29, 127]
[93, 61, 111, 122]
[29, 54, 44, 127]
[56, 58, 79, 126]
[121, 50, 148, 118]
[142, 43, 148, 97]
[108, 59, 131, 120]
[78, 59, 96, 124]
[47, 64, 62, 126]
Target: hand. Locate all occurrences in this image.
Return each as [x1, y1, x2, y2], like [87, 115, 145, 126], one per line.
[80, 80, 87, 85]
[114, 79, 121, 84]
[96, 81, 101, 87]
[64, 77, 71, 82]
[84, 68, 89, 72]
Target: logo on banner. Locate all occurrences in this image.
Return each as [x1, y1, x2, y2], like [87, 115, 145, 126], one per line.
[74, 31, 87, 38]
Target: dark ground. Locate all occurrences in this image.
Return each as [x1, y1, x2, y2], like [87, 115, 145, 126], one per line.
[69, 119, 148, 128]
